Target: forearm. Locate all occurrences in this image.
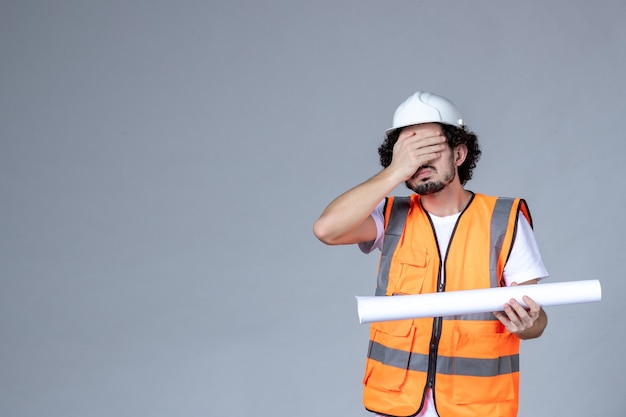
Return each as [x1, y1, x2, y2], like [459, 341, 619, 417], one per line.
[314, 128, 447, 245]
[313, 167, 403, 245]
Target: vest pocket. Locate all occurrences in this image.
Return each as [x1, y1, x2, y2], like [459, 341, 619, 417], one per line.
[449, 329, 517, 404]
[371, 318, 414, 337]
[389, 246, 429, 295]
[363, 321, 416, 391]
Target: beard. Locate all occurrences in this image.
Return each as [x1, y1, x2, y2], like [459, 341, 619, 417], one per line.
[407, 179, 448, 195]
[405, 160, 456, 195]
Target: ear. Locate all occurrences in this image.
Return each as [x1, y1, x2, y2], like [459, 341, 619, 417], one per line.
[453, 144, 468, 167]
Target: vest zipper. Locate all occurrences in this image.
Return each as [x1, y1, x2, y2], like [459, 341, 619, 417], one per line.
[425, 213, 446, 391]
[426, 316, 443, 389]
[423, 196, 470, 391]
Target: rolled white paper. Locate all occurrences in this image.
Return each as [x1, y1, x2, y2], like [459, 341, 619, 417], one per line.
[356, 280, 602, 324]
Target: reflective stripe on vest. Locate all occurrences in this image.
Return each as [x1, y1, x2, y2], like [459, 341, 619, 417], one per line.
[375, 197, 410, 296]
[368, 341, 520, 376]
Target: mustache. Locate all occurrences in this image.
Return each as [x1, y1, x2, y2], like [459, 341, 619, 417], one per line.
[415, 165, 436, 174]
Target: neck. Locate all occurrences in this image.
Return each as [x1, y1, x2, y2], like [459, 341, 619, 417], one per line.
[420, 182, 473, 217]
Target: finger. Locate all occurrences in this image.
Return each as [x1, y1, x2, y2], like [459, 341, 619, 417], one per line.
[412, 144, 446, 159]
[507, 299, 534, 321]
[492, 311, 508, 324]
[399, 132, 446, 148]
[494, 307, 522, 333]
[398, 130, 416, 140]
[503, 303, 524, 325]
[508, 298, 525, 313]
[394, 142, 446, 167]
[522, 295, 540, 312]
[399, 127, 444, 140]
[514, 296, 540, 321]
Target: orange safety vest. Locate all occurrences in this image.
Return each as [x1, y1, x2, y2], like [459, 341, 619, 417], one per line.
[363, 193, 532, 417]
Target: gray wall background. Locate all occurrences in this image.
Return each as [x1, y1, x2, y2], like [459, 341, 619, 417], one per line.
[1, 1, 624, 416]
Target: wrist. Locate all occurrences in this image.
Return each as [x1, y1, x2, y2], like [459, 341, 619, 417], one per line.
[380, 164, 410, 187]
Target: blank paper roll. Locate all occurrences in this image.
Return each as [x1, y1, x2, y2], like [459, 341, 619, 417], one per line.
[356, 280, 602, 324]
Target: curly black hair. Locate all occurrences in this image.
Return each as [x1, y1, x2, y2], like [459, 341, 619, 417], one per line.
[377, 123, 481, 185]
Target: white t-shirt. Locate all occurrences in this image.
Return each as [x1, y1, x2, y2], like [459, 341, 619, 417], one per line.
[363, 199, 549, 417]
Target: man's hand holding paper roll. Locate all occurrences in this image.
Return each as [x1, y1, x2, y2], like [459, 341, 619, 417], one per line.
[493, 280, 548, 339]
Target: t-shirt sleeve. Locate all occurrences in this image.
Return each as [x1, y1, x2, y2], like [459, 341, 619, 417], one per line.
[358, 199, 386, 254]
[502, 215, 549, 286]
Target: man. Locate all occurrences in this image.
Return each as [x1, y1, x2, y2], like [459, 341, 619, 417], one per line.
[313, 91, 548, 417]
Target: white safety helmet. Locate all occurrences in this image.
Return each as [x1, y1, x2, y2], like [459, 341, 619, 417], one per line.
[386, 91, 464, 136]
